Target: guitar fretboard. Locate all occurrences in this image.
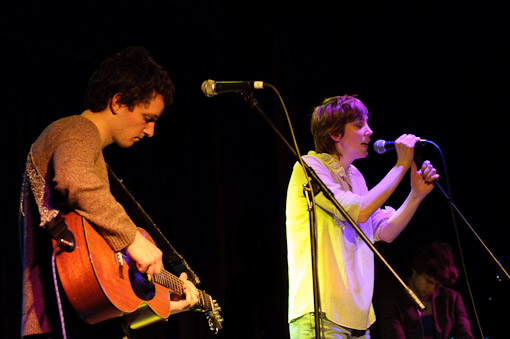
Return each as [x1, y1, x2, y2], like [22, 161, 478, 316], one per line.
[154, 270, 208, 309]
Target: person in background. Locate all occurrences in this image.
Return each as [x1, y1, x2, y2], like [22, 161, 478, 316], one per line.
[374, 241, 474, 339]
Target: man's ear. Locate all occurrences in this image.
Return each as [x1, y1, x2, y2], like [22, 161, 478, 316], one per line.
[110, 93, 124, 115]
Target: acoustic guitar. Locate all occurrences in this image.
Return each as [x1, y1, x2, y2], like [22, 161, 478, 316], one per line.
[54, 211, 223, 332]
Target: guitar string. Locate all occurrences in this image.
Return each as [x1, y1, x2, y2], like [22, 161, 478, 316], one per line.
[154, 271, 221, 332]
[155, 269, 208, 308]
[119, 252, 209, 309]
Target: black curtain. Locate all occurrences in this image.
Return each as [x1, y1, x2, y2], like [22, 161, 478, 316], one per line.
[3, 2, 508, 338]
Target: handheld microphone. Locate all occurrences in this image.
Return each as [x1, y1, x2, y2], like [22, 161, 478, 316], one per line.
[373, 139, 429, 154]
[201, 80, 265, 97]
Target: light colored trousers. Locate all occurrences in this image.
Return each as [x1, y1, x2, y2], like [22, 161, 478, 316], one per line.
[289, 313, 371, 339]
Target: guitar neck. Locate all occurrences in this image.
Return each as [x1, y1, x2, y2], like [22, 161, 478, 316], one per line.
[154, 270, 210, 310]
[154, 270, 185, 294]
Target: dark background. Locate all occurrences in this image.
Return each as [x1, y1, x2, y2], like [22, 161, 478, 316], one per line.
[2, 1, 508, 338]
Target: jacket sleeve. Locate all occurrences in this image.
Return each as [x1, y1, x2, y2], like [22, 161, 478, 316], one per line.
[375, 290, 409, 339]
[450, 291, 474, 339]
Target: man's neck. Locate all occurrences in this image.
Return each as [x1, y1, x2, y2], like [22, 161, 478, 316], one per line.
[81, 110, 113, 149]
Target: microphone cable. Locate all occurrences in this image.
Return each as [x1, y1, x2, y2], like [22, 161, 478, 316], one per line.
[421, 140, 484, 338]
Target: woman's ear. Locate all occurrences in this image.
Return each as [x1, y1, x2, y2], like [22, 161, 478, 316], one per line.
[330, 133, 342, 142]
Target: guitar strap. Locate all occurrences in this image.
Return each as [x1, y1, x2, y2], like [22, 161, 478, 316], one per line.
[106, 164, 201, 286]
[23, 146, 199, 284]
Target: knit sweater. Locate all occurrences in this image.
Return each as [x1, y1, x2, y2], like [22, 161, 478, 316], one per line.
[20, 115, 138, 336]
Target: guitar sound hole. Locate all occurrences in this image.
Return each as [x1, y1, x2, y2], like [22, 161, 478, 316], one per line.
[122, 250, 156, 301]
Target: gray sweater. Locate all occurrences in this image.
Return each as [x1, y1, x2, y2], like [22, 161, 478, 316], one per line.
[21, 115, 137, 336]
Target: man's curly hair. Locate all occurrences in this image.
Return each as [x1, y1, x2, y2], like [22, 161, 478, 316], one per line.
[411, 241, 460, 286]
[85, 46, 175, 112]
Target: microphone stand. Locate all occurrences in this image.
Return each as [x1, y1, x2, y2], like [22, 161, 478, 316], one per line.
[238, 91, 425, 338]
[239, 91, 324, 338]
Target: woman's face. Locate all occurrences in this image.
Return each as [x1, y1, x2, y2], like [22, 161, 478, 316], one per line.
[332, 115, 373, 165]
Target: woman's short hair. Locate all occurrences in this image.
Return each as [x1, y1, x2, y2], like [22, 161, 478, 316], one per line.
[85, 46, 175, 112]
[310, 95, 369, 156]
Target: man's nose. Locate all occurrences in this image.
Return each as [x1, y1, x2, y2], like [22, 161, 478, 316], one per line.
[144, 124, 155, 138]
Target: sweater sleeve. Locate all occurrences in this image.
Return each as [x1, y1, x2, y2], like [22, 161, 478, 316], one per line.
[50, 119, 138, 251]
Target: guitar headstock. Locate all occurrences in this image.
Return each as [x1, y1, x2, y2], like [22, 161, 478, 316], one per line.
[206, 297, 223, 334]
[195, 291, 223, 333]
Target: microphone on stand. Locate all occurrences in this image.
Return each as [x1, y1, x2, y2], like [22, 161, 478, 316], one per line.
[201, 80, 265, 97]
[373, 139, 429, 154]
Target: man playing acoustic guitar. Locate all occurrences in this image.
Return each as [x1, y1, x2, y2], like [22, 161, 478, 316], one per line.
[20, 46, 200, 338]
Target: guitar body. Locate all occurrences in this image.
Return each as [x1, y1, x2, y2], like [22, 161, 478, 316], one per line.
[56, 212, 171, 328]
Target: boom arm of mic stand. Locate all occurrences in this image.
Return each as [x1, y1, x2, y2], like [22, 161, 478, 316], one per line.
[434, 183, 510, 281]
[240, 91, 426, 312]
